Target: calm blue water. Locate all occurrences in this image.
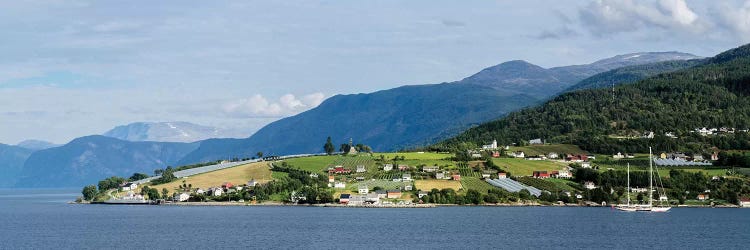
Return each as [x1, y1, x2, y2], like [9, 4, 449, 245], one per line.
[1, 189, 749, 249]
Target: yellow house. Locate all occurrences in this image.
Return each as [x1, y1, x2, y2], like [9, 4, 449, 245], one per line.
[660, 152, 667, 159]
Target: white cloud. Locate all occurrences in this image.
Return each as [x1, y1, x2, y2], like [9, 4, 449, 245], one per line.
[579, 0, 705, 35]
[714, 1, 750, 40]
[222, 92, 326, 117]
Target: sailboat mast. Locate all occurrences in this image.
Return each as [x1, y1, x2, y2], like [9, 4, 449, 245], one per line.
[627, 163, 630, 206]
[649, 147, 653, 207]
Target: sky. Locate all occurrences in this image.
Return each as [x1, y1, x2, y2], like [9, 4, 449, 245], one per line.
[1, 0, 750, 145]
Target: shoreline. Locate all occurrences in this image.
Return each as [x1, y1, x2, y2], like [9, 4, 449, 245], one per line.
[71, 200, 743, 208]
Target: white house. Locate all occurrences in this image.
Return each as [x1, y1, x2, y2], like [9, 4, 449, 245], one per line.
[508, 151, 525, 158]
[247, 179, 258, 187]
[497, 173, 507, 179]
[195, 188, 205, 195]
[613, 152, 625, 159]
[422, 166, 439, 172]
[435, 172, 446, 180]
[482, 139, 498, 150]
[356, 165, 367, 173]
[309, 173, 319, 178]
[642, 131, 654, 139]
[402, 173, 412, 181]
[121, 182, 138, 191]
[403, 184, 413, 191]
[557, 170, 571, 178]
[528, 138, 543, 145]
[211, 187, 223, 196]
[584, 181, 596, 190]
[383, 164, 393, 172]
[547, 152, 559, 159]
[580, 162, 592, 168]
[173, 193, 190, 202]
[418, 191, 429, 199]
[740, 198, 750, 208]
[358, 185, 369, 194]
[334, 182, 346, 189]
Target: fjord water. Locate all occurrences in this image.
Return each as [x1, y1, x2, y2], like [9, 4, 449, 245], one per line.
[1, 189, 749, 249]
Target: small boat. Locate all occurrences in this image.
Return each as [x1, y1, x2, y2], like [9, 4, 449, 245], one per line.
[616, 147, 671, 212]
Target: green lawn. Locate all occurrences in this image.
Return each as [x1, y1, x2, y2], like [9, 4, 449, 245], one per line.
[491, 158, 568, 176]
[461, 177, 498, 193]
[281, 155, 338, 173]
[377, 152, 455, 167]
[507, 144, 587, 156]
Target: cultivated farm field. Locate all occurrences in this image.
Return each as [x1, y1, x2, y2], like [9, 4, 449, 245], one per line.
[415, 179, 462, 191]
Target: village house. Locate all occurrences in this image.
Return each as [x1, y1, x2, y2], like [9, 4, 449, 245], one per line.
[418, 191, 429, 199]
[586, 154, 596, 160]
[435, 172, 446, 179]
[532, 171, 550, 179]
[120, 182, 138, 191]
[222, 182, 233, 189]
[358, 185, 369, 194]
[422, 166, 439, 172]
[471, 152, 482, 158]
[402, 173, 412, 181]
[402, 184, 413, 191]
[584, 181, 597, 190]
[452, 174, 461, 181]
[173, 193, 190, 202]
[247, 179, 258, 187]
[309, 173, 319, 178]
[375, 190, 387, 199]
[711, 152, 719, 161]
[665, 132, 677, 138]
[383, 164, 393, 172]
[642, 131, 654, 139]
[339, 194, 350, 204]
[566, 154, 588, 162]
[509, 151, 525, 158]
[525, 155, 544, 161]
[630, 187, 648, 193]
[482, 139, 498, 150]
[334, 182, 346, 189]
[740, 197, 750, 208]
[195, 188, 205, 195]
[492, 151, 501, 158]
[697, 193, 710, 201]
[398, 165, 409, 171]
[210, 187, 223, 196]
[366, 193, 380, 203]
[347, 196, 366, 206]
[355, 176, 365, 182]
[551, 170, 571, 178]
[692, 155, 704, 162]
[528, 138, 543, 145]
[329, 166, 351, 174]
[356, 165, 367, 173]
[580, 162, 592, 168]
[328, 176, 335, 183]
[547, 152, 559, 159]
[613, 152, 625, 159]
[497, 172, 507, 179]
[387, 190, 402, 199]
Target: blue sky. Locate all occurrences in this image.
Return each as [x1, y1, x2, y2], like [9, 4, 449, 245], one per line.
[1, 0, 749, 144]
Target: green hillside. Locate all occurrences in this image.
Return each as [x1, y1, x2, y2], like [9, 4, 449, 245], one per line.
[436, 44, 750, 155]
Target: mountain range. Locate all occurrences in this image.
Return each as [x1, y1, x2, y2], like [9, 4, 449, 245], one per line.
[7, 51, 701, 187]
[437, 44, 750, 155]
[103, 121, 249, 143]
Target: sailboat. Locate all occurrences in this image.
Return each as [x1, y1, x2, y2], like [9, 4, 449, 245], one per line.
[616, 147, 671, 212]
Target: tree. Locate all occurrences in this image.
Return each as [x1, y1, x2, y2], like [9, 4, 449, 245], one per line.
[339, 144, 351, 154]
[128, 173, 150, 182]
[161, 188, 169, 200]
[256, 151, 264, 159]
[324, 137, 335, 155]
[82, 185, 98, 201]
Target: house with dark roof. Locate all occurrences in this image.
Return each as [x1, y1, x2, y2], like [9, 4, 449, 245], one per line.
[339, 194, 351, 204]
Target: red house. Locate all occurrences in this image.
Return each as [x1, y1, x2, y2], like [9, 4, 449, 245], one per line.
[492, 151, 500, 158]
[452, 174, 461, 181]
[222, 182, 234, 189]
[565, 154, 588, 162]
[328, 167, 351, 174]
[532, 171, 550, 179]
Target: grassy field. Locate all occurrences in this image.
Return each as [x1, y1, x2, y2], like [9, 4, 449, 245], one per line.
[415, 179, 462, 191]
[460, 177, 498, 193]
[598, 164, 730, 177]
[508, 144, 587, 156]
[281, 155, 338, 173]
[491, 158, 568, 176]
[378, 152, 455, 167]
[147, 162, 272, 192]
